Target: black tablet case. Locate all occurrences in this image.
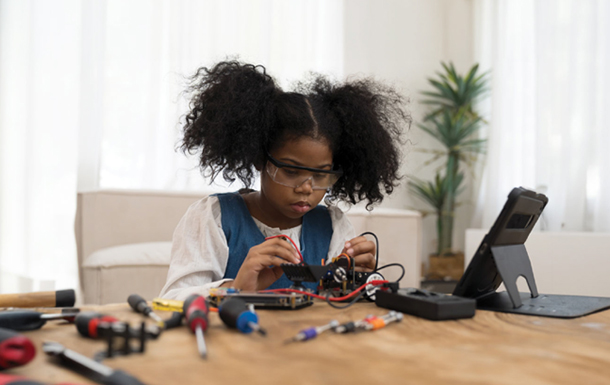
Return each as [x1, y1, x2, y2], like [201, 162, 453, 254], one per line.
[453, 187, 610, 318]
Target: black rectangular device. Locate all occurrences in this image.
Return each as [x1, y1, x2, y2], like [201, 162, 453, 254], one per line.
[375, 288, 476, 321]
[453, 186, 610, 318]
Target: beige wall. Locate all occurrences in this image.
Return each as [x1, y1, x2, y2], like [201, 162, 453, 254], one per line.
[343, 0, 476, 266]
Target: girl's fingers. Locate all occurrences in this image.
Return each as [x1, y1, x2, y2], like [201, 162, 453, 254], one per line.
[344, 237, 376, 259]
[353, 253, 375, 271]
[254, 239, 301, 264]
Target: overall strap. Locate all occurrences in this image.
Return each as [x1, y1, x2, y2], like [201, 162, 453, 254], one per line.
[216, 192, 333, 290]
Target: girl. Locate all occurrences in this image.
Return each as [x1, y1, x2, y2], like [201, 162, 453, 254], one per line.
[159, 61, 410, 300]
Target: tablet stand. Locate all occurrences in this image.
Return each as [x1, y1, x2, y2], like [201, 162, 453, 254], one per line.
[476, 244, 610, 318]
[491, 244, 538, 308]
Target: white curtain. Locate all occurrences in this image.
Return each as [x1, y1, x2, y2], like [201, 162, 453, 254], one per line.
[473, 0, 610, 232]
[0, 0, 344, 293]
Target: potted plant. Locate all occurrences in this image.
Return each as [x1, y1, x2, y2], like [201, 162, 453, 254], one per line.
[409, 62, 489, 281]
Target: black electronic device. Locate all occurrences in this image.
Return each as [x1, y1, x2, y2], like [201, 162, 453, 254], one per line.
[453, 186, 610, 318]
[375, 288, 476, 320]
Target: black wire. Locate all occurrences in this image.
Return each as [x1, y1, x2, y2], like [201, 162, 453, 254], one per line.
[374, 263, 406, 282]
[358, 231, 379, 271]
[325, 289, 367, 309]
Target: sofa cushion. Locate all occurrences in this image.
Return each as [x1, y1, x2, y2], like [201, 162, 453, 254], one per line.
[82, 242, 172, 304]
[83, 242, 172, 268]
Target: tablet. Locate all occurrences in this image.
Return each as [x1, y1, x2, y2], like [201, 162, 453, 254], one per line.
[453, 187, 610, 318]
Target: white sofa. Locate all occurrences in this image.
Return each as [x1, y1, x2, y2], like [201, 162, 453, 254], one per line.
[75, 190, 423, 304]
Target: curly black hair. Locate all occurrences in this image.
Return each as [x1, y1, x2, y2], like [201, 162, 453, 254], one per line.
[181, 60, 410, 209]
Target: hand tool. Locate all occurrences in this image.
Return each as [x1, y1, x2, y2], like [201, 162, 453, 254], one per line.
[363, 311, 403, 331]
[74, 312, 119, 339]
[334, 315, 371, 334]
[75, 312, 160, 340]
[43, 341, 147, 385]
[0, 307, 80, 314]
[0, 327, 36, 370]
[0, 373, 86, 385]
[0, 290, 75, 308]
[162, 312, 183, 330]
[151, 298, 183, 312]
[0, 311, 78, 331]
[75, 312, 159, 360]
[218, 298, 266, 335]
[285, 320, 339, 343]
[183, 294, 209, 359]
[127, 295, 164, 327]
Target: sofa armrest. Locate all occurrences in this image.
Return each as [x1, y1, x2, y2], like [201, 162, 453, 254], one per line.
[75, 190, 204, 291]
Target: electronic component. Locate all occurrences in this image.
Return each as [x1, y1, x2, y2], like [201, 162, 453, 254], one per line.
[208, 289, 313, 310]
[375, 288, 476, 321]
[281, 254, 384, 299]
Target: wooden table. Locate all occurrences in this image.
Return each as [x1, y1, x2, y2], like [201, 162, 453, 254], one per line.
[8, 301, 610, 385]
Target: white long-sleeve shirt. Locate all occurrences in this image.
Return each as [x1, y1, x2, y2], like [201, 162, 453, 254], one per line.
[159, 194, 355, 300]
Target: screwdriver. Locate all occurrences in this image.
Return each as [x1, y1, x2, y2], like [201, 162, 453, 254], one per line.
[183, 294, 209, 359]
[0, 328, 36, 370]
[285, 320, 339, 343]
[43, 341, 147, 385]
[127, 294, 165, 327]
[75, 312, 120, 338]
[363, 311, 403, 331]
[334, 315, 371, 334]
[218, 298, 266, 336]
[0, 310, 78, 331]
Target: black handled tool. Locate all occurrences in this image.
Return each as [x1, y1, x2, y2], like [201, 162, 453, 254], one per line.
[219, 298, 266, 335]
[0, 373, 88, 384]
[43, 341, 147, 385]
[127, 295, 164, 327]
[0, 311, 78, 331]
[0, 290, 75, 308]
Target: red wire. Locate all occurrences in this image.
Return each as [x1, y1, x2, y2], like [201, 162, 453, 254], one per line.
[261, 279, 388, 302]
[265, 234, 303, 261]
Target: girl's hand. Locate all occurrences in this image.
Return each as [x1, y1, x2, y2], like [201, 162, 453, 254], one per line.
[232, 238, 301, 292]
[342, 236, 376, 272]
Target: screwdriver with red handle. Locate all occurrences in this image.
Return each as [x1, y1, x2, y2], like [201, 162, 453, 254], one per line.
[0, 327, 36, 370]
[74, 312, 119, 339]
[183, 294, 209, 359]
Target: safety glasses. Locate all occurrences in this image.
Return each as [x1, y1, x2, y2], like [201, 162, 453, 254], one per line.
[265, 152, 343, 190]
